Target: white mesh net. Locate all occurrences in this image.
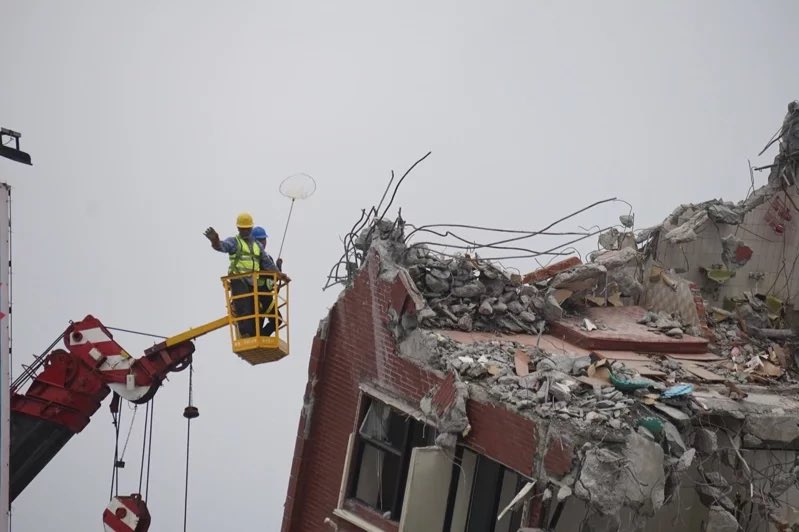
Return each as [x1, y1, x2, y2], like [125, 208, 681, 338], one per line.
[279, 173, 317, 200]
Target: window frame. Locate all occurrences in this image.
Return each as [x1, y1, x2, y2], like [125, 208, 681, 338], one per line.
[346, 394, 434, 521]
[442, 446, 527, 532]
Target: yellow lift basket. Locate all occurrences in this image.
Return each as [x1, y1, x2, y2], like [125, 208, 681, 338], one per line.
[222, 271, 290, 365]
[160, 271, 289, 366]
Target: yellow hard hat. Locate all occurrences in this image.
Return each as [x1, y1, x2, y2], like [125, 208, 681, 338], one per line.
[236, 212, 254, 228]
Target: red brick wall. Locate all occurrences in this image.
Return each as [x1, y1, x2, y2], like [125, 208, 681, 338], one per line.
[281, 250, 538, 532]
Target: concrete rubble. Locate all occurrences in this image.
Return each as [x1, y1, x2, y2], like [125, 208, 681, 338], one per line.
[336, 103, 799, 530]
[361, 201, 799, 529]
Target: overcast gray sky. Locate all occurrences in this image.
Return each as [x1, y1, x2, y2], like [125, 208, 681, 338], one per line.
[1, 1, 798, 530]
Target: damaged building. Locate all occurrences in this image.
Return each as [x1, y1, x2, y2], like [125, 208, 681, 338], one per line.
[281, 104, 799, 532]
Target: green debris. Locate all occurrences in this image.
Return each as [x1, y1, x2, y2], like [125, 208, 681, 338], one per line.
[636, 416, 664, 436]
[609, 371, 655, 392]
[705, 266, 734, 284]
[766, 294, 783, 316]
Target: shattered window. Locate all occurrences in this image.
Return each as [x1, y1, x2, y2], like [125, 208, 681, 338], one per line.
[444, 447, 526, 532]
[358, 401, 409, 449]
[348, 396, 434, 521]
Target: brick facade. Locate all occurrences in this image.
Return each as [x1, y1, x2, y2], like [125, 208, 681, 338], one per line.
[281, 250, 539, 531]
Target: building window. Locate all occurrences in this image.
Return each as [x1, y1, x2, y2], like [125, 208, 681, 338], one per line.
[443, 447, 526, 532]
[347, 396, 434, 521]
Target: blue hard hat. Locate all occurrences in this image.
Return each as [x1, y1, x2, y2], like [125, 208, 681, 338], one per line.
[252, 226, 268, 239]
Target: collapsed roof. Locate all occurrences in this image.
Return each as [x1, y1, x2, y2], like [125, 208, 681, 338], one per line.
[324, 103, 799, 530]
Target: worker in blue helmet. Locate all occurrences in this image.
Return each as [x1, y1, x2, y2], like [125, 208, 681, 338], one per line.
[252, 226, 284, 336]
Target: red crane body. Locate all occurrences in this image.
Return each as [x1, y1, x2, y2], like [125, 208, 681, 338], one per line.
[10, 315, 196, 530]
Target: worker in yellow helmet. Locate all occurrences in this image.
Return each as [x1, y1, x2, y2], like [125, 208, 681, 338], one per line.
[204, 213, 282, 338]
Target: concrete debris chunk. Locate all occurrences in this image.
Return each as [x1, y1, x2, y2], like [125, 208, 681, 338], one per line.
[663, 421, 687, 457]
[619, 214, 635, 228]
[419, 376, 471, 451]
[575, 433, 665, 517]
[707, 203, 743, 225]
[598, 228, 621, 250]
[675, 448, 695, 472]
[664, 210, 708, 244]
[694, 428, 719, 454]
[574, 446, 625, 515]
[770, 465, 799, 498]
[697, 484, 736, 514]
[593, 247, 638, 269]
[665, 327, 683, 338]
[743, 415, 799, 447]
[704, 505, 739, 532]
[551, 263, 607, 292]
[452, 281, 486, 298]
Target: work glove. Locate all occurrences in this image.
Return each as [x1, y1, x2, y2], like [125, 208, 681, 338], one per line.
[276, 257, 283, 271]
[204, 227, 220, 245]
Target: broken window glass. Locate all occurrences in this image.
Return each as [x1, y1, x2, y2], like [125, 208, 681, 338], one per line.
[354, 445, 402, 513]
[358, 400, 410, 450]
[359, 401, 391, 442]
[348, 396, 434, 521]
[445, 448, 527, 532]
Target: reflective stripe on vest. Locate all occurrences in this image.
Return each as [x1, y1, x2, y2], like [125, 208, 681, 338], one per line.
[228, 236, 261, 275]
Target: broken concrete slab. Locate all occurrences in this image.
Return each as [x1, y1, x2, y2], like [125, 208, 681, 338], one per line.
[620, 432, 666, 514]
[662, 421, 687, 456]
[575, 433, 665, 518]
[697, 484, 736, 514]
[593, 247, 638, 270]
[663, 210, 708, 244]
[550, 263, 607, 292]
[743, 415, 799, 448]
[704, 505, 739, 532]
[707, 203, 743, 225]
[574, 446, 625, 515]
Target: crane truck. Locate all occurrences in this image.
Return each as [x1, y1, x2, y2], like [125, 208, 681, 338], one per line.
[9, 271, 288, 531]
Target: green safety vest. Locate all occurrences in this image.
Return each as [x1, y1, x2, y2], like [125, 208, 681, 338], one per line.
[229, 236, 261, 276]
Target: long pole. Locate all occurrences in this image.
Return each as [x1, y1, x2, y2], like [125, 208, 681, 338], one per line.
[277, 198, 295, 260]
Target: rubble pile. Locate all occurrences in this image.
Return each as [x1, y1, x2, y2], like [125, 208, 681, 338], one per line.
[701, 291, 796, 382]
[416, 331, 663, 430]
[403, 246, 548, 335]
[636, 310, 692, 338]
[645, 195, 765, 247]
[403, 244, 646, 337]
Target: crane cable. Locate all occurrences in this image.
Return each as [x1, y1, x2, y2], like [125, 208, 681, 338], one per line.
[108, 403, 139, 500]
[145, 398, 155, 500]
[109, 406, 122, 499]
[105, 326, 167, 340]
[183, 364, 195, 532]
[138, 399, 156, 497]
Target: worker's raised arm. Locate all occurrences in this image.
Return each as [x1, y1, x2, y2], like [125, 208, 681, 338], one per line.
[204, 227, 222, 251]
[204, 228, 241, 254]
